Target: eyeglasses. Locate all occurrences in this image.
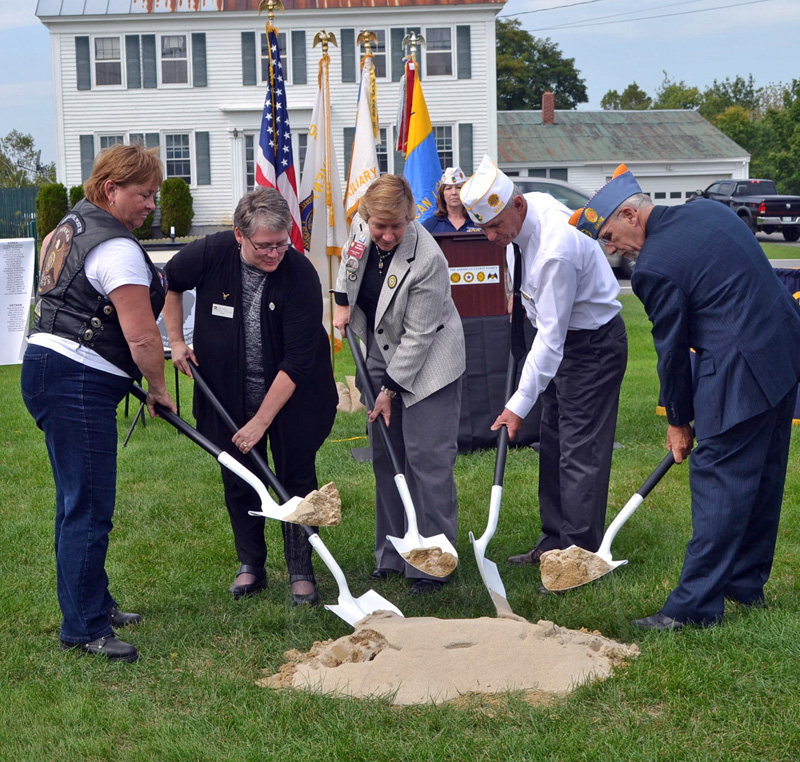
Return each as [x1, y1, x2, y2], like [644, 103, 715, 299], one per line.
[246, 235, 290, 254]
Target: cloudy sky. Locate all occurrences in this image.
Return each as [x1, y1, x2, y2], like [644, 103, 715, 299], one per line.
[2, 0, 798, 165]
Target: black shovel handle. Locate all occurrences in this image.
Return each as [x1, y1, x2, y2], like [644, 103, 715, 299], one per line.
[493, 350, 519, 488]
[637, 425, 695, 499]
[129, 383, 223, 460]
[345, 324, 404, 476]
[187, 361, 306, 524]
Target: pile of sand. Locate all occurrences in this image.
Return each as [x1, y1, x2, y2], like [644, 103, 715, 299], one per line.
[401, 547, 458, 577]
[540, 546, 614, 591]
[258, 612, 639, 705]
[336, 376, 366, 413]
[282, 482, 342, 526]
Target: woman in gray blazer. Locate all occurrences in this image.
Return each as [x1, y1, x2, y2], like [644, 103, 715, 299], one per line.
[333, 175, 466, 594]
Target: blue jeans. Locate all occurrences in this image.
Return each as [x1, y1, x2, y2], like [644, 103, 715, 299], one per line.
[21, 345, 133, 643]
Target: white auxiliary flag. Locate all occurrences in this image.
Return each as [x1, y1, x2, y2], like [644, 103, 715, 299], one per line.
[298, 54, 347, 326]
[344, 55, 380, 225]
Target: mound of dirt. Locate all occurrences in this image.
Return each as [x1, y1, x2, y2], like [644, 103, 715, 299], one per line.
[283, 482, 342, 526]
[401, 547, 458, 577]
[258, 612, 639, 706]
[540, 546, 614, 591]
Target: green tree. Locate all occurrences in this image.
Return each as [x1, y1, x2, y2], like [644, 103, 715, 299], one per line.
[753, 79, 800, 194]
[700, 75, 760, 122]
[36, 183, 68, 241]
[653, 72, 702, 110]
[496, 19, 587, 110]
[0, 130, 56, 187]
[600, 82, 652, 110]
[159, 178, 194, 237]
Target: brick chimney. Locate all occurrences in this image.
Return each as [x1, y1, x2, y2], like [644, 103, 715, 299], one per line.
[542, 91, 555, 125]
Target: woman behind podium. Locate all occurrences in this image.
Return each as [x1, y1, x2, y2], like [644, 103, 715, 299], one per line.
[332, 174, 465, 594]
[423, 166, 482, 234]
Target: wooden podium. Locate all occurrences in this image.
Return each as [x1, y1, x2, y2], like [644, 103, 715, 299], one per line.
[432, 231, 541, 451]
[432, 232, 507, 318]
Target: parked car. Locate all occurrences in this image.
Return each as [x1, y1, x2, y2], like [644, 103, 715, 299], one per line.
[687, 179, 800, 242]
[507, 176, 632, 277]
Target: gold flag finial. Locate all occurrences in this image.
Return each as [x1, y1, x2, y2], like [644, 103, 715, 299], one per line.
[313, 30, 338, 57]
[357, 30, 378, 57]
[259, 0, 285, 31]
[401, 31, 425, 65]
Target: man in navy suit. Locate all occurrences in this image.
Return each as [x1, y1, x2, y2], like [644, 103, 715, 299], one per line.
[571, 164, 800, 629]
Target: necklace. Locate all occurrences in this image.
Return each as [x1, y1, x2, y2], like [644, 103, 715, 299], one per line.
[377, 247, 396, 273]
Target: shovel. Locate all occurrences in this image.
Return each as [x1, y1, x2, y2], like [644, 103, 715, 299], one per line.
[128, 384, 311, 525]
[186, 363, 404, 628]
[540, 448, 680, 591]
[469, 352, 518, 617]
[345, 325, 458, 577]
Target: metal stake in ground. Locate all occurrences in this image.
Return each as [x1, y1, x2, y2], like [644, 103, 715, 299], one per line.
[345, 325, 458, 577]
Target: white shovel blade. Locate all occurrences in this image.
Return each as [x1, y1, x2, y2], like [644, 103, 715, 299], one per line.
[386, 532, 459, 577]
[469, 530, 507, 599]
[325, 589, 404, 628]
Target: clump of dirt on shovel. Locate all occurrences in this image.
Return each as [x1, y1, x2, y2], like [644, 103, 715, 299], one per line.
[402, 547, 458, 577]
[540, 546, 613, 591]
[282, 482, 342, 526]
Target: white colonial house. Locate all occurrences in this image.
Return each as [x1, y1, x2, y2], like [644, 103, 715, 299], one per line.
[35, 0, 505, 232]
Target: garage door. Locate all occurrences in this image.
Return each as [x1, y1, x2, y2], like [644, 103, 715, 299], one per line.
[637, 175, 732, 206]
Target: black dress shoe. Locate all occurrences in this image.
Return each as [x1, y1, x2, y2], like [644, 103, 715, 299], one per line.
[538, 585, 564, 596]
[60, 634, 139, 663]
[409, 578, 447, 595]
[108, 606, 142, 628]
[631, 612, 683, 631]
[371, 568, 402, 580]
[229, 564, 267, 599]
[292, 589, 320, 607]
[507, 547, 547, 566]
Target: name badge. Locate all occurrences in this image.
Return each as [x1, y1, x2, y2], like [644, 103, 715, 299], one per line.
[212, 303, 235, 319]
[348, 240, 366, 260]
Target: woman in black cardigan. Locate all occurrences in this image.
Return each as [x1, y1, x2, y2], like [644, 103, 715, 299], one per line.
[163, 187, 337, 606]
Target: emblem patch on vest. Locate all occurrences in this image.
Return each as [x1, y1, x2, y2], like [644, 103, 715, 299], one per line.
[38, 213, 83, 295]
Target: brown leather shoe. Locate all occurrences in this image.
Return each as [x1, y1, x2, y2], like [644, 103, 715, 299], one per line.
[507, 547, 545, 566]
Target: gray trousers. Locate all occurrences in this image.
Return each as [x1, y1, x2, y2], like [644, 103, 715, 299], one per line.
[363, 340, 461, 580]
[535, 313, 628, 553]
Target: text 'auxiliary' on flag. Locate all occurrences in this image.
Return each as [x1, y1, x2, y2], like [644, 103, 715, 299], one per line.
[256, 26, 303, 252]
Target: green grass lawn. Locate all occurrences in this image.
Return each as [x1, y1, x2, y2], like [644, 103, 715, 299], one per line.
[762, 241, 798, 259]
[2, 295, 800, 761]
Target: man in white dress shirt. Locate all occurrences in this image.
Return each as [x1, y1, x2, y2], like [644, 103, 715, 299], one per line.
[461, 155, 628, 572]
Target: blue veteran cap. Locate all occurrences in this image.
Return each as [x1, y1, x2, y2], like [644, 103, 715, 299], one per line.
[569, 164, 642, 239]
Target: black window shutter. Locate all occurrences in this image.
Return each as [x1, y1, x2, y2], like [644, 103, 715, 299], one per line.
[192, 33, 207, 87]
[390, 28, 405, 82]
[456, 26, 471, 80]
[291, 31, 306, 85]
[242, 32, 257, 86]
[79, 135, 95, 181]
[142, 35, 157, 88]
[343, 127, 355, 177]
[340, 29, 356, 83]
[196, 132, 211, 185]
[125, 35, 141, 89]
[76, 36, 91, 90]
[458, 123, 473, 175]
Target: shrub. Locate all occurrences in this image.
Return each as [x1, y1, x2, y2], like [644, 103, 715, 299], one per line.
[35, 182, 68, 241]
[69, 184, 85, 208]
[132, 211, 155, 240]
[159, 178, 194, 237]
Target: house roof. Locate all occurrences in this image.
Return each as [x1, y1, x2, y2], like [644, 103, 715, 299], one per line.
[36, 0, 505, 16]
[497, 109, 748, 165]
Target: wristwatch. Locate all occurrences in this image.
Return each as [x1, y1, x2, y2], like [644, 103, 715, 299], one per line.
[380, 385, 397, 399]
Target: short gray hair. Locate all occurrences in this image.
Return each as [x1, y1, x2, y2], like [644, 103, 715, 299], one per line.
[614, 192, 653, 215]
[233, 186, 293, 238]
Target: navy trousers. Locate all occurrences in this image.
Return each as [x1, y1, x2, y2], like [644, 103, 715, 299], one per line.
[662, 388, 796, 625]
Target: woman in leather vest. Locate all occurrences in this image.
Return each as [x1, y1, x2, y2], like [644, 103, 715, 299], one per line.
[21, 144, 176, 663]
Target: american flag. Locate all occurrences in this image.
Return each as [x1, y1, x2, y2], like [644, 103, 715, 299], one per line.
[255, 27, 303, 252]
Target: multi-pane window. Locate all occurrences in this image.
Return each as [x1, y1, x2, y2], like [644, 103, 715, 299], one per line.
[433, 125, 453, 169]
[359, 30, 387, 79]
[261, 32, 289, 83]
[162, 35, 188, 84]
[376, 128, 389, 174]
[165, 134, 191, 183]
[425, 28, 452, 77]
[99, 135, 125, 151]
[95, 37, 122, 86]
[297, 133, 309, 172]
[245, 135, 256, 192]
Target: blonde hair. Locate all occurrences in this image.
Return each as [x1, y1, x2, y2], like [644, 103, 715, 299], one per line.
[358, 174, 416, 222]
[84, 144, 163, 204]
